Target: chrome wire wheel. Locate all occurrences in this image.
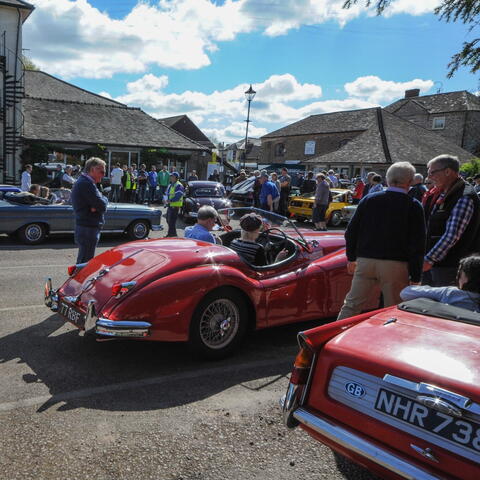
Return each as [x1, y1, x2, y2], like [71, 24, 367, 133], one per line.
[25, 224, 43, 242]
[199, 298, 240, 350]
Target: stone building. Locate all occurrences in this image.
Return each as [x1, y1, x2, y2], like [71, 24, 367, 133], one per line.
[385, 89, 480, 156]
[23, 70, 209, 176]
[0, 0, 34, 184]
[261, 97, 476, 178]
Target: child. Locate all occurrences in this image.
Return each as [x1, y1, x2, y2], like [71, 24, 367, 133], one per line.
[400, 255, 480, 312]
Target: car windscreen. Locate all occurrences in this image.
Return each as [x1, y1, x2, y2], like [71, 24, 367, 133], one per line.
[192, 187, 225, 198]
[398, 298, 480, 326]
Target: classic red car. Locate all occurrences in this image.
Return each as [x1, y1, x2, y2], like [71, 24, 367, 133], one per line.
[281, 298, 480, 479]
[44, 208, 376, 358]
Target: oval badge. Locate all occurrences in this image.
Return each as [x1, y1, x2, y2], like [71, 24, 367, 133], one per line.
[345, 382, 366, 398]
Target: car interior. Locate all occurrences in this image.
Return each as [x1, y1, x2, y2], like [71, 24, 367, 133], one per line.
[219, 228, 299, 269]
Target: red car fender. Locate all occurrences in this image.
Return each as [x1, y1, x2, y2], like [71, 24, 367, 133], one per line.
[107, 265, 263, 342]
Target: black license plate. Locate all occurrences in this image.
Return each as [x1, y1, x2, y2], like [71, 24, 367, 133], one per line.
[375, 388, 480, 453]
[59, 301, 86, 328]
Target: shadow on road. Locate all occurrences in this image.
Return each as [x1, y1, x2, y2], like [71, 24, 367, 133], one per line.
[0, 312, 331, 414]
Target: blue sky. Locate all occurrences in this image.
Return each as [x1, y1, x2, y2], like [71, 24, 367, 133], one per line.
[22, 0, 479, 143]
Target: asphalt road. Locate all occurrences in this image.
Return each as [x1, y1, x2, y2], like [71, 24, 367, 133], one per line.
[0, 214, 379, 480]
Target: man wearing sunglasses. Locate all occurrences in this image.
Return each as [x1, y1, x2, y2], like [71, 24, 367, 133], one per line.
[423, 154, 480, 286]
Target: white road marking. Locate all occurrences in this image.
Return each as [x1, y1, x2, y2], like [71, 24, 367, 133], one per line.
[0, 264, 68, 269]
[0, 304, 45, 312]
[0, 358, 290, 413]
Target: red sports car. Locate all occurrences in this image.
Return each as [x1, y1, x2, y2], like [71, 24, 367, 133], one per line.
[44, 208, 372, 358]
[281, 299, 480, 479]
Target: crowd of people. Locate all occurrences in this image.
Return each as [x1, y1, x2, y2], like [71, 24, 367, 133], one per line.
[14, 154, 480, 315]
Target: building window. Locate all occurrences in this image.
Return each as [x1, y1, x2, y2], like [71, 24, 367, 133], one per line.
[304, 140, 316, 155]
[432, 117, 445, 130]
[274, 143, 285, 157]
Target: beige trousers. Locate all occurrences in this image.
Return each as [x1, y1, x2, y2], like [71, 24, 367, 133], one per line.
[337, 257, 409, 321]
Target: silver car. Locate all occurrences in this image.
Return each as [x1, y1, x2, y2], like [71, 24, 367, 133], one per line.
[0, 190, 162, 244]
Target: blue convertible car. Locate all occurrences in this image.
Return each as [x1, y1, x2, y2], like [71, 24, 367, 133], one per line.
[0, 189, 162, 244]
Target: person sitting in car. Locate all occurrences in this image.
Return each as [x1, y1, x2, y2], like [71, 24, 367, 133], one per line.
[6, 184, 50, 205]
[229, 213, 288, 266]
[400, 255, 480, 312]
[184, 206, 219, 244]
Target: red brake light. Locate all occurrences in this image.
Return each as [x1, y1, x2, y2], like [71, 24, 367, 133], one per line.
[290, 335, 315, 385]
[112, 283, 122, 296]
[67, 265, 76, 276]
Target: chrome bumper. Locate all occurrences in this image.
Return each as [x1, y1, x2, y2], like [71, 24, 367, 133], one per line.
[44, 278, 151, 338]
[151, 224, 163, 231]
[292, 408, 442, 480]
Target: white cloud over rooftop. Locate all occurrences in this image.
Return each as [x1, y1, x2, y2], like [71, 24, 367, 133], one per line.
[24, 0, 439, 78]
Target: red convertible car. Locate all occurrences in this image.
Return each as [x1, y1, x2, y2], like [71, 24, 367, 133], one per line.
[44, 208, 374, 358]
[281, 299, 480, 479]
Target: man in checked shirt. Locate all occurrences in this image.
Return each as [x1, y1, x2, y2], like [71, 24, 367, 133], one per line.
[423, 154, 480, 286]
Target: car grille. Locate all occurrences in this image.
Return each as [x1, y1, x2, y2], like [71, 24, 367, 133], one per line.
[328, 366, 480, 463]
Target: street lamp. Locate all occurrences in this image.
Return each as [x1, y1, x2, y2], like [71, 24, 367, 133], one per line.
[243, 84, 256, 169]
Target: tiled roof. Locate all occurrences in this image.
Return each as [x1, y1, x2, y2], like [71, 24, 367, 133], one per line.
[385, 91, 480, 114]
[158, 114, 215, 149]
[25, 70, 124, 107]
[262, 109, 377, 138]
[0, 0, 34, 10]
[23, 98, 208, 151]
[304, 109, 474, 166]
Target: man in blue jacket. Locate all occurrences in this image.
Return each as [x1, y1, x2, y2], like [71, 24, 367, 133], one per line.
[71, 157, 108, 263]
[337, 161, 426, 320]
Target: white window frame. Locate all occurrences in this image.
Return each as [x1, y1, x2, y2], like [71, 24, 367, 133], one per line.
[304, 140, 316, 155]
[432, 117, 446, 130]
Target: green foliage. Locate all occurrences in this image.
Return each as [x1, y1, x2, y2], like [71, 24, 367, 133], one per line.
[460, 157, 480, 176]
[22, 55, 38, 71]
[343, 0, 480, 76]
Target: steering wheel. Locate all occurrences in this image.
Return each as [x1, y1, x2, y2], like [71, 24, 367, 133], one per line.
[258, 227, 288, 264]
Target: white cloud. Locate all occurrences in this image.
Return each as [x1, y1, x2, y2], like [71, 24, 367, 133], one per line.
[102, 72, 432, 143]
[24, 0, 438, 78]
[344, 75, 434, 103]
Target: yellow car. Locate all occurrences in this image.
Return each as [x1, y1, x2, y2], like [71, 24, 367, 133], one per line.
[288, 188, 352, 226]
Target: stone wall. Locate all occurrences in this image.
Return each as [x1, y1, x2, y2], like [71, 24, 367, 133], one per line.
[463, 111, 480, 156]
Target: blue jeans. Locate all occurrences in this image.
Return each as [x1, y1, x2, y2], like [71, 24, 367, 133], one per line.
[75, 225, 101, 264]
[166, 206, 179, 236]
[110, 184, 121, 202]
[148, 185, 157, 203]
[137, 183, 147, 203]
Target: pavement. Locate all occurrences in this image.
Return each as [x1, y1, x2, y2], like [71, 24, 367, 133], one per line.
[0, 215, 378, 480]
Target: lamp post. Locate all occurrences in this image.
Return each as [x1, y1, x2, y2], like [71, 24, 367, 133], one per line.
[243, 84, 256, 169]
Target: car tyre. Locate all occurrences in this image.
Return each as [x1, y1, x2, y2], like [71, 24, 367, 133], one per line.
[18, 223, 47, 245]
[295, 217, 306, 223]
[127, 220, 150, 240]
[189, 288, 248, 359]
[328, 210, 342, 227]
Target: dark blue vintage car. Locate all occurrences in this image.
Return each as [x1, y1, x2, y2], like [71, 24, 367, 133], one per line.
[0, 189, 162, 244]
[180, 180, 231, 222]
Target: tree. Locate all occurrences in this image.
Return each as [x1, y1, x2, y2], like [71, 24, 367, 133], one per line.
[343, 0, 480, 77]
[460, 157, 480, 176]
[22, 55, 38, 71]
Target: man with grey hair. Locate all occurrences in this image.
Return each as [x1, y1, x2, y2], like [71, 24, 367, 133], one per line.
[423, 154, 480, 286]
[337, 161, 426, 320]
[71, 157, 108, 263]
[184, 205, 219, 244]
[408, 173, 427, 202]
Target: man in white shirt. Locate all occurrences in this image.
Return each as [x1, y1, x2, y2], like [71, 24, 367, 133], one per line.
[110, 163, 124, 202]
[61, 166, 76, 188]
[21, 164, 32, 191]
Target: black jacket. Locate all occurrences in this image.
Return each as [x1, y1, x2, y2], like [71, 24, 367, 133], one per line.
[345, 189, 426, 282]
[426, 179, 480, 267]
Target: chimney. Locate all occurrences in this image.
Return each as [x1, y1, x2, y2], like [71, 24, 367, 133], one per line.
[405, 88, 420, 98]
